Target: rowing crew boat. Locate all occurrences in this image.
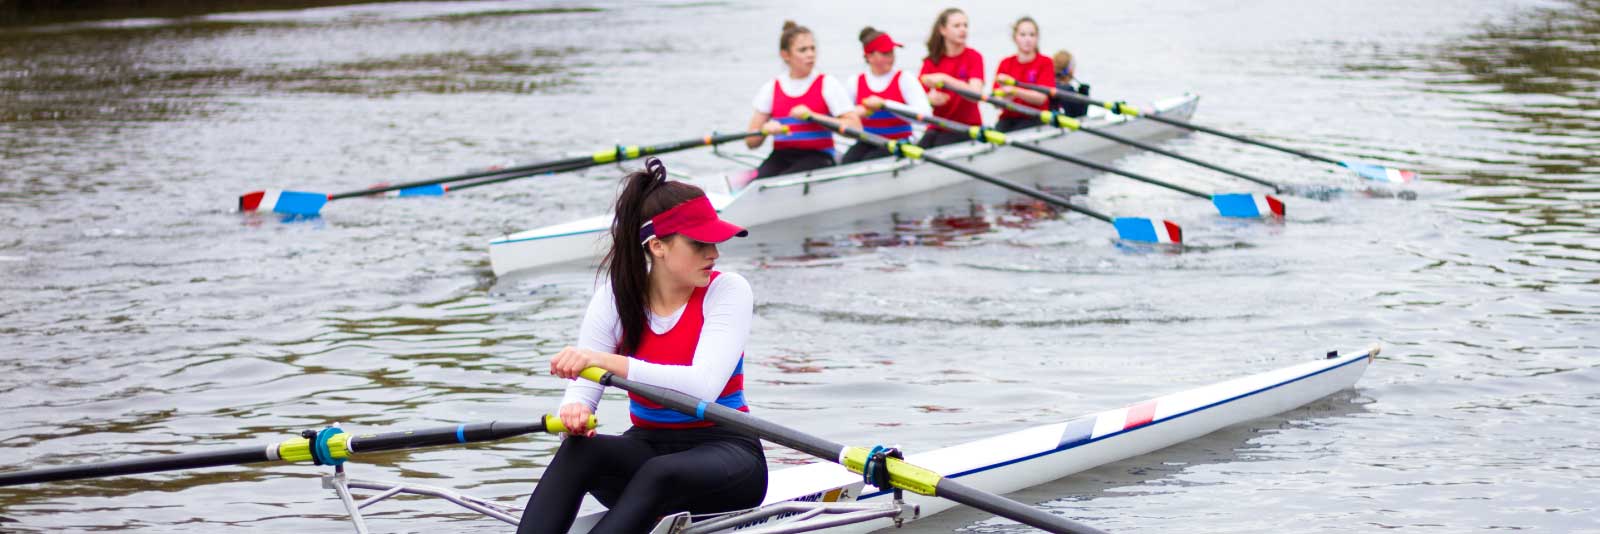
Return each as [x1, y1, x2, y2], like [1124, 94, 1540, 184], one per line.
[487, 93, 1202, 276]
[0, 347, 1373, 532]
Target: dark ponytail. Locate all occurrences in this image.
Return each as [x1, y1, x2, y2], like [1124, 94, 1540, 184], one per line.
[859, 25, 883, 46]
[602, 158, 706, 355]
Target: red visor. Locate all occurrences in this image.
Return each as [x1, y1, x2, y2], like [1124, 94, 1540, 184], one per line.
[863, 33, 903, 54]
[639, 196, 748, 245]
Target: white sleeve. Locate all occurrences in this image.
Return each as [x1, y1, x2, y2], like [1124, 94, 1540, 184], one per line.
[821, 75, 856, 117]
[558, 282, 622, 411]
[899, 72, 934, 115]
[752, 80, 774, 114]
[627, 273, 753, 401]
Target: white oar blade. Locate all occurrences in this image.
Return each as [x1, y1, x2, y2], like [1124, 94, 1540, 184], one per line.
[1112, 217, 1183, 244]
[238, 190, 328, 215]
[1343, 161, 1419, 183]
[1210, 193, 1286, 218]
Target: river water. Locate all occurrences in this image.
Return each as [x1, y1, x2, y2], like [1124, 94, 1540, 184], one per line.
[0, 0, 1595, 532]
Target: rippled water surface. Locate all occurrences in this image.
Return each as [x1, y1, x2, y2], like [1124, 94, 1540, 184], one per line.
[1, 0, 1596, 532]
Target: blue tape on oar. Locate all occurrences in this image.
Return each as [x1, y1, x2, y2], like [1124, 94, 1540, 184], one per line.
[393, 184, 446, 197]
[272, 191, 330, 216]
[1210, 193, 1286, 218]
[1342, 161, 1418, 183]
[1111, 217, 1182, 244]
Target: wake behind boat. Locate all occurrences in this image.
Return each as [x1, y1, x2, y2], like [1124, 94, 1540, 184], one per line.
[487, 93, 1200, 276]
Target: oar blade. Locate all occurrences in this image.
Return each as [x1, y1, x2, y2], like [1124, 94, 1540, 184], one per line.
[1210, 193, 1286, 218]
[238, 190, 329, 216]
[1111, 217, 1182, 244]
[387, 183, 447, 197]
[1343, 161, 1419, 183]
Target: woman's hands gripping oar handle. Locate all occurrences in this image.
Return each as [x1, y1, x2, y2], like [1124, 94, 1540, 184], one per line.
[576, 367, 1109, 534]
[1001, 79, 1420, 184]
[238, 131, 767, 216]
[0, 416, 590, 487]
[796, 110, 1181, 244]
[873, 101, 1285, 218]
[931, 79, 1286, 193]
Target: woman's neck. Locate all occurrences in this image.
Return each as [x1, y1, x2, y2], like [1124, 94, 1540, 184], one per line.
[944, 42, 965, 58]
[787, 66, 812, 80]
[647, 272, 695, 316]
[870, 64, 893, 76]
[1017, 50, 1036, 63]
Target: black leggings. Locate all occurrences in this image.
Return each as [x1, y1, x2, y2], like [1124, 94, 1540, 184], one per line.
[917, 128, 971, 149]
[755, 149, 834, 179]
[518, 427, 767, 534]
[840, 141, 893, 164]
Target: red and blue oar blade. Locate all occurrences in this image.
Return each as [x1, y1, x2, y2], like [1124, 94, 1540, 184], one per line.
[1210, 193, 1286, 218]
[1342, 161, 1419, 183]
[1111, 217, 1183, 244]
[238, 190, 329, 216]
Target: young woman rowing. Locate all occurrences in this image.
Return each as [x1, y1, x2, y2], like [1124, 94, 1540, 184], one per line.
[520, 158, 765, 533]
[917, 7, 985, 148]
[992, 16, 1057, 132]
[746, 20, 862, 179]
[843, 26, 933, 164]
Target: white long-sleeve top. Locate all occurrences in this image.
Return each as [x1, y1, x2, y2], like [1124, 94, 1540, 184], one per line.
[559, 272, 753, 412]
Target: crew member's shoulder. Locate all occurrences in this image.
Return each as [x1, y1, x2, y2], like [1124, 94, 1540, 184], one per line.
[710, 271, 753, 295]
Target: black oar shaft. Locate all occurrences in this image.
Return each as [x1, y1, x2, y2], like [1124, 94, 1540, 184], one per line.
[326, 131, 757, 200]
[805, 114, 1113, 224]
[1015, 80, 1345, 166]
[878, 105, 1210, 200]
[580, 369, 1105, 534]
[0, 418, 570, 487]
[940, 82, 1282, 192]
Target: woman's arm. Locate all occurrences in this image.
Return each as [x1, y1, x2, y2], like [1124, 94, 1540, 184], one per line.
[627, 273, 753, 401]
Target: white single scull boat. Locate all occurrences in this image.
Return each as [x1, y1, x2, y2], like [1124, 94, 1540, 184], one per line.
[487, 93, 1201, 276]
[311, 346, 1374, 533]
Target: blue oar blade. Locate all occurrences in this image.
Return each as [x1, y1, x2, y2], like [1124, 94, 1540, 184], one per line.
[390, 184, 447, 197]
[238, 190, 329, 216]
[1112, 217, 1183, 244]
[1342, 161, 1419, 183]
[1210, 193, 1287, 218]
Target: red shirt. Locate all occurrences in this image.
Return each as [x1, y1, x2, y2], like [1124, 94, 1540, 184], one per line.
[919, 47, 984, 130]
[994, 54, 1056, 120]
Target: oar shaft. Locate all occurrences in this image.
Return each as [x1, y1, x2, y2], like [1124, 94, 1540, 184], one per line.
[0, 445, 270, 487]
[328, 131, 758, 200]
[579, 369, 1105, 534]
[877, 104, 1210, 200]
[1012, 80, 1345, 166]
[939, 82, 1283, 192]
[804, 113, 1114, 224]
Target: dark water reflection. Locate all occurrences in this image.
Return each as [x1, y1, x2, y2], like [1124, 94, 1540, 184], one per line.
[0, 0, 1596, 532]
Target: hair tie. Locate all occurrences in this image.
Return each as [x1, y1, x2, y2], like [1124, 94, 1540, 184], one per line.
[644, 157, 668, 184]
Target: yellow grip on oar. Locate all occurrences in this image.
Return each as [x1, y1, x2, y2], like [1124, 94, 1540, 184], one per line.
[842, 446, 941, 496]
[544, 414, 599, 434]
[1039, 111, 1080, 130]
[1104, 101, 1141, 117]
[965, 126, 1007, 146]
[885, 140, 924, 160]
[579, 367, 610, 384]
[591, 145, 643, 164]
[276, 433, 351, 463]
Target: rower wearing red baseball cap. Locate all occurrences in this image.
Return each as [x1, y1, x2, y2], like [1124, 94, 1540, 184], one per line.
[745, 20, 862, 179]
[842, 26, 934, 164]
[523, 158, 765, 533]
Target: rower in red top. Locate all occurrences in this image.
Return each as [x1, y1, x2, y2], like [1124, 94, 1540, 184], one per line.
[745, 20, 861, 179]
[522, 158, 764, 533]
[992, 16, 1057, 132]
[843, 26, 934, 164]
[917, 7, 985, 149]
